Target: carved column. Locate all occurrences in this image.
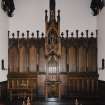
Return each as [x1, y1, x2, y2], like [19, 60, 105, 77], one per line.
[26, 30, 30, 72]
[36, 31, 39, 72]
[45, 82, 48, 99]
[76, 47, 79, 72]
[66, 30, 69, 72]
[58, 83, 61, 100]
[17, 30, 20, 72]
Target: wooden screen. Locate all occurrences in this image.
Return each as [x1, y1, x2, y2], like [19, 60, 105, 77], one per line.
[8, 38, 38, 73]
[78, 47, 87, 72]
[8, 30, 98, 98]
[66, 38, 97, 73]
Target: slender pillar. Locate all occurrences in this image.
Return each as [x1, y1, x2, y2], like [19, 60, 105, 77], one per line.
[26, 30, 30, 72]
[36, 48, 39, 72]
[45, 83, 48, 100]
[17, 30, 20, 72]
[76, 47, 79, 72]
[58, 83, 61, 100]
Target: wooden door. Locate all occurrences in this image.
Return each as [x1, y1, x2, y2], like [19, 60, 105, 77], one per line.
[48, 83, 59, 98]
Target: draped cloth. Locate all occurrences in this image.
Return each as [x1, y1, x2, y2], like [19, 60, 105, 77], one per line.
[1, 0, 15, 17]
[90, 0, 104, 16]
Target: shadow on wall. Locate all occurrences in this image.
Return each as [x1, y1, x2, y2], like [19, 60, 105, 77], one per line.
[0, 81, 10, 105]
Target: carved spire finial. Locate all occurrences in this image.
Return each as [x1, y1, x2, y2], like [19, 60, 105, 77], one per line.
[49, 0, 56, 21]
[50, 0, 55, 10]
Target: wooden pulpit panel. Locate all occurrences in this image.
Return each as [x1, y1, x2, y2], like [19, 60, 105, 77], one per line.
[68, 47, 76, 72]
[88, 48, 97, 72]
[59, 47, 66, 72]
[78, 47, 86, 72]
[8, 47, 18, 72]
[29, 46, 37, 72]
[39, 48, 46, 72]
[19, 47, 27, 72]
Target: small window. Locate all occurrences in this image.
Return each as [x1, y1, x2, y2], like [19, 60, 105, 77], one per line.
[47, 56, 58, 74]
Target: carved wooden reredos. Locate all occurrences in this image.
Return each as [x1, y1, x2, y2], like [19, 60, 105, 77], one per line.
[8, 0, 98, 100]
[8, 29, 98, 73]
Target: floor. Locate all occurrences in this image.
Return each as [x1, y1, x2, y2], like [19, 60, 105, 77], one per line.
[32, 97, 103, 105]
[1, 97, 105, 105]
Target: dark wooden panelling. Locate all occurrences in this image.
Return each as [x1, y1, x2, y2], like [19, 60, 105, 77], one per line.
[8, 73, 37, 101]
[8, 35, 98, 99]
[68, 47, 76, 72]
